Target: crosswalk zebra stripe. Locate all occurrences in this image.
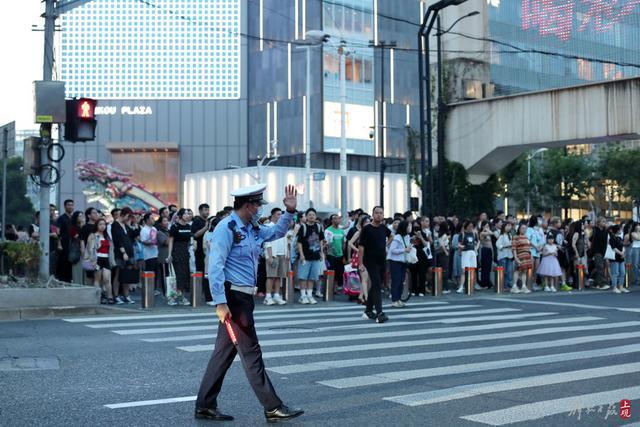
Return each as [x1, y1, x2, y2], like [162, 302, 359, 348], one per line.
[140, 312, 569, 343]
[105, 395, 197, 409]
[485, 297, 640, 313]
[64, 301, 450, 323]
[112, 308, 521, 335]
[85, 304, 481, 329]
[179, 320, 640, 354]
[270, 329, 634, 375]
[460, 385, 640, 426]
[384, 361, 640, 407]
[317, 342, 640, 389]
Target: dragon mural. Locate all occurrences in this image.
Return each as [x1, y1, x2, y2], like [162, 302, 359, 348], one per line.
[75, 159, 168, 212]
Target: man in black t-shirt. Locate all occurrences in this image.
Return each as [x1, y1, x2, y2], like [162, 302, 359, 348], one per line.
[358, 206, 391, 323]
[192, 203, 212, 302]
[296, 208, 325, 304]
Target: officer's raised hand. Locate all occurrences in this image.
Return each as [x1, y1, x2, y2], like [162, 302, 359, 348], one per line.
[283, 184, 297, 212]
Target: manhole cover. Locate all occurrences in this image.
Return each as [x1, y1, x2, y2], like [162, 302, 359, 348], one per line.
[0, 357, 60, 371]
[267, 327, 319, 333]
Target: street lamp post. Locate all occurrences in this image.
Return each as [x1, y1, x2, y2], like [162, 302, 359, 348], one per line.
[435, 11, 479, 215]
[526, 148, 548, 217]
[297, 31, 330, 210]
[418, 0, 469, 217]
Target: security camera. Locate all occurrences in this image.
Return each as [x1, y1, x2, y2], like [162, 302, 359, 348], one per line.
[369, 129, 375, 140]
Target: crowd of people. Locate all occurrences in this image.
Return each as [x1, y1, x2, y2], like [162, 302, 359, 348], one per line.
[32, 198, 640, 310]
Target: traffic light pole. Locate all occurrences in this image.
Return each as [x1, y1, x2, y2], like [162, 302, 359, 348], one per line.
[38, 0, 56, 283]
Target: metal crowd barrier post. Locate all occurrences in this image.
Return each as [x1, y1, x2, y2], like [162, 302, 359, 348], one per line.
[576, 264, 586, 291]
[285, 271, 295, 304]
[495, 266, 505, 294]
[466, 267, 476, 295]
[190, 272, 204, 307]
[325, 270, 335, 302]
[432, 267, 443, 297]
[625, 263, 632, 289]
[141, 271, 155, 309]
[526, 267, 533, 288]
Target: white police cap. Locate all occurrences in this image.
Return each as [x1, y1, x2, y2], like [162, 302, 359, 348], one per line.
[230, 183, 269, 205]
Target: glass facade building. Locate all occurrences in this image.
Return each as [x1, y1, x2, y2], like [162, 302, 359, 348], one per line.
[60, 0, 241, 99]
[487, 0, 640, 96]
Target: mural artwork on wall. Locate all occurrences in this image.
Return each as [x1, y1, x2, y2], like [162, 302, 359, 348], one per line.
[75, 159, 168, 212]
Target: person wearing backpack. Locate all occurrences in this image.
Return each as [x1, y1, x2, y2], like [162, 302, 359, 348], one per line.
[296, 208, 325, 304]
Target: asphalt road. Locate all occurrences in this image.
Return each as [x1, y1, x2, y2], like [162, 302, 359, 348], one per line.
[2, 290, 640, 427]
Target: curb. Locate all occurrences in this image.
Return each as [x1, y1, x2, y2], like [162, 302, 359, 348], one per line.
[0, 305, 141, 321]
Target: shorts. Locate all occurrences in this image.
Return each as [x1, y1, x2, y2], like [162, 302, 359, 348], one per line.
[461, 250, 477, 269]
[266, 256, 288, 278]
[297, 259, 324, 281]
[144, 258, 157, 273]
[97, 257, 110, 270]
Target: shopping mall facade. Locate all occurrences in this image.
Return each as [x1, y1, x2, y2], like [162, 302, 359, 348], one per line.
[57, 0, 640, 214]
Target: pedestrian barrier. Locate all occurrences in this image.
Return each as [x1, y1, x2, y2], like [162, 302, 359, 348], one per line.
[625, 263, 632, 289]
[285, 271, 295, 304]
[190, 272, 204, 307]
[576, 264, 586, 291]
[325, 270, 335, 302]
[494, 267, 505, 294]
[432, 267, 443, 297]
[465, 268, 477, 296]
[141, 271, 155, 309]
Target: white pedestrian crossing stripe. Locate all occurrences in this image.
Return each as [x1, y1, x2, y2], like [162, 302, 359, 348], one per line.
[75, 298, 640, 425]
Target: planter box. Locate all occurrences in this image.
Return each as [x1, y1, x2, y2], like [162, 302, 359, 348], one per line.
[0, 286, 101, 309]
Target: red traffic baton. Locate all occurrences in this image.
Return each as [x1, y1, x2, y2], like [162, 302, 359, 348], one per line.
[224, 319, 238, 346]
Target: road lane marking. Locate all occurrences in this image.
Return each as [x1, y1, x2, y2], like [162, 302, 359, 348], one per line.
[180, 320, 640, 355]
[271, 328, 631, 375]
[385, 361, 640, 406]
[86, 304, 480, 329]
[485, 297, 640, 313]
[317, 341, 640, 389]
[460, 385, 640, 426]
[141, 312, 565, 343]
[112, 308, 521, 335]
[64, 301, 449, 322]
[105, 396, 196, 409]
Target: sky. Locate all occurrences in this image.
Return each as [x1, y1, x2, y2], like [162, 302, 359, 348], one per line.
[0, 2, 45, 131]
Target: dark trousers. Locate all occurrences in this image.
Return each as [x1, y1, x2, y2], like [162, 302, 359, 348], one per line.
[592, 253, 606, 287]
[257, 257, 267, 294]
[389, 260, 406, 302]
[409, 260, 427, 294]
[327, 255, 344, 286]
[365, 262, 385, 314]
[195, 252, 212, 302]
[480, 247, 493, 288]
[56, 248, 73, 282]
[196, 285, 282, 411]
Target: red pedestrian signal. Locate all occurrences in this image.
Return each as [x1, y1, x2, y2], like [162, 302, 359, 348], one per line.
[77, 98, 97, 119]
[65, 98, 98, 142]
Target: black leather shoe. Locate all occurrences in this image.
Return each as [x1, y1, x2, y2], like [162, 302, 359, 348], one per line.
[264, 404, 304, 423]
[194, 407, 234, 421]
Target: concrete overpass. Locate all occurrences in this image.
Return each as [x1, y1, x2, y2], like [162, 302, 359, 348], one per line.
[446, 77, 640, 184]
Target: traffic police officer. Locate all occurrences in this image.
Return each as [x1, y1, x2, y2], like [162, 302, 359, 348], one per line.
[195, 184, 304, 423]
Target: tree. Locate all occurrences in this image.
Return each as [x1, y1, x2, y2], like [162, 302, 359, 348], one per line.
[0, 157, 35, 228]
[599, 145, 640, 214]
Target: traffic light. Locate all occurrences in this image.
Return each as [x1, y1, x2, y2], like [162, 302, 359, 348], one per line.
[64, 98, 97, 142]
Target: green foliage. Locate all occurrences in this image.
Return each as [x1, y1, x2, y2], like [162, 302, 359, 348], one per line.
[0, 157, 34, 227]
[2, 241, 40, 279]
[600, 145, 640, 202]
[406, 128, 500, 218]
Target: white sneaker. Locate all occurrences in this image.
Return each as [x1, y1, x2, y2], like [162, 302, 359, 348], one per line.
[154, 290, 162, 296]
[314, 291, 324, 298]
[600, 285, 611, 290]
[474, 284, 482, 291]
[124, 296, 136, 304]
[206, 301, 216, 306]
[272, 294, 287, 305]
[442, 289, 451, 294]
[520, 286, 531, 294]
[621, 287, 631, 293]
[167, 297, 178, 306]
[551, 285, 557, 293]
[544, 286, 551, 292]
[510, 286, 520, 294]
[418, 293, 425, 297]
[613, 286, 622, 294]
[308, 295, 318, 304]
[411, 292, 416, 296]
[115, 296, 124, 305]
[299, 296, 310, 304]
[456, 286, 464, 294]
[264, 296, 275, 306]
[532, 284, 542, 291]
[180, 296, 190, 306]
[391, 301, 402, 308]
